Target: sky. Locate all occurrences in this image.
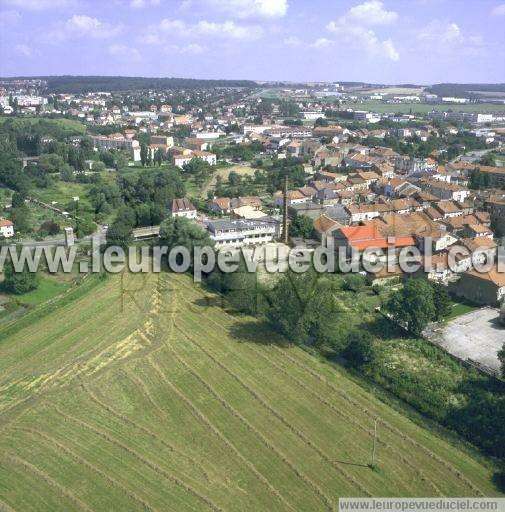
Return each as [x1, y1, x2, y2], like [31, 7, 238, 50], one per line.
[0, 0, 504, 84]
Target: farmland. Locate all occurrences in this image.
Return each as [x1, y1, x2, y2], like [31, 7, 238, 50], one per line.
[339, 100, 505, 114]
[0, 271, 502, 511]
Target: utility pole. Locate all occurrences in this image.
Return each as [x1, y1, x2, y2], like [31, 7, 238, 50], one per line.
[282, 174, 288, 245]
[371, 418, 378, 468]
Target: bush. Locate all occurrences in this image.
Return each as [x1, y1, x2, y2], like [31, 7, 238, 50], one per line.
[2, 257, 38, 295]
[39, 221, 60, 236]
[344, 330, 376, 368]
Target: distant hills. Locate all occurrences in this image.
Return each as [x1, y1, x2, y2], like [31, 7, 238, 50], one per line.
[2, 75, 260, 93]
[426, 83, 505, 98]
[1, 76, 504, 97]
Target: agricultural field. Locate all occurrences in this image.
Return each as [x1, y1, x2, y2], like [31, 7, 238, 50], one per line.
[0, 271, 502, 511]
[341, 100, 505, 114]
[361, 87, 426, 95]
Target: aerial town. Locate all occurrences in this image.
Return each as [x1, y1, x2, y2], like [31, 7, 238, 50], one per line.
[1, 78, 504, 311]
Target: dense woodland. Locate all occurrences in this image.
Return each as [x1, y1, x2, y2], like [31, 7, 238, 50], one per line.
[24, 76, 260, 93]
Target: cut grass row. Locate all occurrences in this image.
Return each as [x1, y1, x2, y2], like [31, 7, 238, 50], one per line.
[0, 271, 502, 512]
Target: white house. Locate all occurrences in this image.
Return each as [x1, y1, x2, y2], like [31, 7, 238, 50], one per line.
[173, 150, 216, 169]
[169, 198, 197, 219]
[0, 218, 14, 238]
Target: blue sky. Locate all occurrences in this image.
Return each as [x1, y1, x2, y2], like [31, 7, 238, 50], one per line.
[0, 0, 504, 83]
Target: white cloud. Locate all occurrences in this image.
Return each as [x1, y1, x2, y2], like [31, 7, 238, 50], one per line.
[49, 15, 123, 41]
[417, 21, 464, 43]
[491, 3, 505, 15]
[327, 23, 399, 61]
[140, 18, 263, 44]
[1, 0, 73, 9]
[108, 43, 141, 61]
[205, 0, 288, 18]
[165, 43, 207, 54]
[346, 0, 398, 25]
[310, 37, 333, 48]
[14, 43, 31, 56]
[0, 9, 21, 26]
[130, 0, 160, 7]
[325, 1, 399, 61]
[283, 35, 300, 47]
[380, 38, 399, 61]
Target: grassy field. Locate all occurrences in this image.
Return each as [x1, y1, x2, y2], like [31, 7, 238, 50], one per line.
[29, 172, 116, 212]
[200, 163, 257, 198]
[341, 101, 505, 114]
[0, 116, 87, 135]
[0, 271, 502, 511]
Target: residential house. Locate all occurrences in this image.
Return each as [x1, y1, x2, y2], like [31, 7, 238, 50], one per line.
[423, 179, 470, 202]
[345, 203, 389, 223]
[460, 237, 498, 265]
[169, 198, 197, 219]
[431, 200, 463, 219]
[333, 222, 416, 260]
[313, 214, 342, 245]
[454, 266, 505, 306]
[208, 197, 231, 215]
[273, 190, 308, 207]
[0, 218, 14, 238]
[485, 196, 505, 236]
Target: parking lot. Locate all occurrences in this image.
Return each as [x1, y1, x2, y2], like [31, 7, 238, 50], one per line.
[428, 308, 504, 373]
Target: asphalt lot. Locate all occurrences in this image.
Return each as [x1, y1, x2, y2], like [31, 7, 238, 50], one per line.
[428, 308, 504, 372]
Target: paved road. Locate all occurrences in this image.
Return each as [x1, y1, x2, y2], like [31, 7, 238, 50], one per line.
[425, 307, 503, 374]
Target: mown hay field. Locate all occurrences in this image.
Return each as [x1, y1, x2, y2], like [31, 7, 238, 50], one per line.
[0, 271, 502, 511]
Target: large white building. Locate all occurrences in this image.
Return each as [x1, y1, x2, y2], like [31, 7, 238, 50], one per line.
[353, 111, 381, 123]
[298, 111, 325, 120]
[91, 134, 140, 161]
[207, 217, 281, 248]
[173, 150, 216, 169]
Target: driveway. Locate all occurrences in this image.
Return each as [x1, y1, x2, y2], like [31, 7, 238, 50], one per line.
[426, 308, 504, 373]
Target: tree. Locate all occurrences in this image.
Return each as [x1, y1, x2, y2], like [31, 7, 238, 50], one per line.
[184, 158, 212, 186]
[39, 221, 60, 236]
[265, 270, 344, 349]
[385, 279, 435, 336]
[11, 191, 26, 209]
[140, 143, 148, 167]
[344, 330, 376, 368]
[159, 216, 214, 268]
[105, 219, 133, 250]
[155, 148, 163, 166]
[498, 342, 505, 378]
[207, 255, 265, 315]
[289, 215, 313, 239]
[2, 256, 38, 295]
[479, 153, 496, 167]
[431, 282, 451, 320]
[10, 206, 31, 233]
